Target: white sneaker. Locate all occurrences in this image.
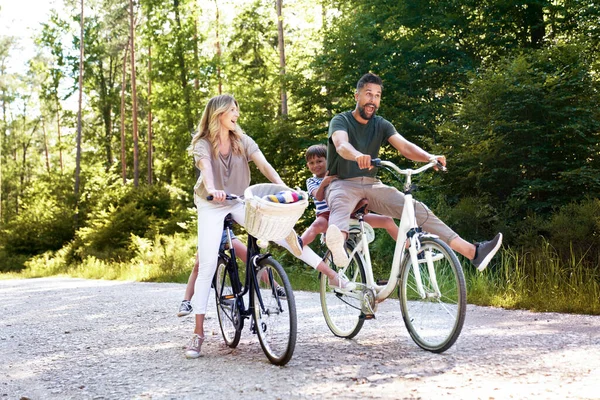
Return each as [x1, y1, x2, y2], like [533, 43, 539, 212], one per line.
[326, 225, 350, 268]
[185, 334, 205, 359]
[284, 230, 303, 257]
[332, 272, 356, 291]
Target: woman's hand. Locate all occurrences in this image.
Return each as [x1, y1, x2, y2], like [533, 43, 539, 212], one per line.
[208, 189, 227, 202]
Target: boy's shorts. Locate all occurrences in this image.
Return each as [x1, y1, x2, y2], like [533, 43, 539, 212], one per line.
[220, 229, 237, 250]
[315, 211, 330, 221]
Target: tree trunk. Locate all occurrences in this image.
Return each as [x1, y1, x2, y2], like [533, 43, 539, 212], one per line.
[147, 45, 153, 185]
[42, 118, 50, 172]
[129, 0, 140, 187]
[174, 0, 193, 132]
[193, 2, 199, 91]
[56, 97, 63, 174]
[74, 0, 84, 227]
[120, 36, 130, 184]
[214, 0, 222, 95]
[276, 0, 288, 117]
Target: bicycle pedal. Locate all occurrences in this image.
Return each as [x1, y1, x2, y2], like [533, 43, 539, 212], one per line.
[376, 279, 388, 285]
[360, 313, 376, 320]
[223, 294, 235, 300]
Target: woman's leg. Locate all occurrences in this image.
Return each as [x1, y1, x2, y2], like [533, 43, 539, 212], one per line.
[191, 202, 234, 337]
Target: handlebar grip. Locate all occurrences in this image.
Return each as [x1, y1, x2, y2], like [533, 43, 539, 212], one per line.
[371, 158, 382, 167]
[207, 194, 237, 201]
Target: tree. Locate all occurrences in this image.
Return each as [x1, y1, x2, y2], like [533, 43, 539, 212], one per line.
[74, 0, 85, 227]
[276, 0, 287, 117]
[129, 0, 140, 187]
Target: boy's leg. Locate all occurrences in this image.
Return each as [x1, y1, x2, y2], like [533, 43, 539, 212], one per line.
[364, 214, 399, 241]
[300, 213, 329, 247]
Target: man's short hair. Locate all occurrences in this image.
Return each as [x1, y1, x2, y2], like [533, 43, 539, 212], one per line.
[357, 73, 383, 91]
[305, 144, 327, 161]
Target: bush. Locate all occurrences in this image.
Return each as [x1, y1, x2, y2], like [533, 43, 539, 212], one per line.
[68, 184, 194, 263]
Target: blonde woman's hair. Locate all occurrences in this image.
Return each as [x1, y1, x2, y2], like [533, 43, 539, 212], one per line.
[188, 94, 244, 157]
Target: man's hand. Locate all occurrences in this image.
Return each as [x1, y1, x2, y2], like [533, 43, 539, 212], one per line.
[429, 155, 447, 170]
[355, 154, 373, 170]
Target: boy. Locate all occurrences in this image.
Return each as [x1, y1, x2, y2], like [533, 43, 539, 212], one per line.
[301, 144, 398, 247]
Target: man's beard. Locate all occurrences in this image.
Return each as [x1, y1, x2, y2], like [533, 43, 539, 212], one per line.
[358, 103, 378, 120]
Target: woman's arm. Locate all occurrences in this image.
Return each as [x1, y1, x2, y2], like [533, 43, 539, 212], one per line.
[250, 151, 285, 185]
[197, 158, 227, 201]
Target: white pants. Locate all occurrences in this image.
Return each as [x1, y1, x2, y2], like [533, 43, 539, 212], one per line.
[192, 198, 322, 314]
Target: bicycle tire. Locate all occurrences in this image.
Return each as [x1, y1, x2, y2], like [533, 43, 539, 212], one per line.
[398, 237, 466, 353]
[320, 242, 366, 339]
[214, 256, 242, 348]
[252, 257, 297, 366]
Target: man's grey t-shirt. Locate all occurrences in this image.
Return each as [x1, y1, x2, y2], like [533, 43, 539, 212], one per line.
[327, 111, 396, 179]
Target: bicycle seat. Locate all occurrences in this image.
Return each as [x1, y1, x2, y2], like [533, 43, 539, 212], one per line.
[350, 199, 369, 219]
[223, 213, 234, 229]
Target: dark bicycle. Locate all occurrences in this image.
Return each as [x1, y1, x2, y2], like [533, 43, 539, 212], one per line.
[211, 199, 297, 366]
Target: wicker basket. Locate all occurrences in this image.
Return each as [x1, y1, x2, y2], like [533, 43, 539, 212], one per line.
[244, 183, 309, 241]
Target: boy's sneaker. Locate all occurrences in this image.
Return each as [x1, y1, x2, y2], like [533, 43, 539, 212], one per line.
[284, 230, 303, 257]
[185, 334, 205, 359]
[177, 300, 193, 317]
[326, 225, 350, 268]
[472, 233, 503, 272]
[331, 272, 356, 291]
[275, 286, 287, 298]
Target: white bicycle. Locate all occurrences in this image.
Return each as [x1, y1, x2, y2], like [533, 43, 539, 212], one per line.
[319, 159, 467, 353]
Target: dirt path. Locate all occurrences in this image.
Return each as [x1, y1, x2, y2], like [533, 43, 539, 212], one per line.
[1, 277, 599, 399]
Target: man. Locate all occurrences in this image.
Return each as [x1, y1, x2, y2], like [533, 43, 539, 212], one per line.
[325, 72, 502, 271]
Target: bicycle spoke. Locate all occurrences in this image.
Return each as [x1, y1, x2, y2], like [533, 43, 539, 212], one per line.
[399, 238, 466, 353]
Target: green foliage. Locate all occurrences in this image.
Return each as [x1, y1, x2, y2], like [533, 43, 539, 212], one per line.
[444, 44, 600, 233]
[22, 233, 195, 282]
[69, 183, 193, 263]
[468, 241, 600, 315]
[0, 176, 75, 272]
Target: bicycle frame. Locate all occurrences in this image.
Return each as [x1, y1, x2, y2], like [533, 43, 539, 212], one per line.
[218, 215, 284, 329]
[342, 160, 444, 302]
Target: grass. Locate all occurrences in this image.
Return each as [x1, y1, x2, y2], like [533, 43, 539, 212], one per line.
[466, 240, 600, 314]
[2, 236, 599, 315]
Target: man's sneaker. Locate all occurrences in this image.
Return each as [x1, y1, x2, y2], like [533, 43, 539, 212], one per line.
[185, 334, 205, 359]
[177, 300, 193, 317]
[284, 230, 303, 257]
[275, 286, 287, 298]
[326, 225, 350, 268]
[472, 233, 503, 272]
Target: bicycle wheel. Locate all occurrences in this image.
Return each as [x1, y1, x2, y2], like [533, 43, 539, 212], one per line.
[399, 237, 466, 353]
[214, 257, 242, 348]
[252, 257, 297, 366]
[319, 242, 366, 339]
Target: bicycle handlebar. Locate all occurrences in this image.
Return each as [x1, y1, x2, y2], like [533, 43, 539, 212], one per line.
[206, 194, 239, 201]
[371, 158, 447, 174]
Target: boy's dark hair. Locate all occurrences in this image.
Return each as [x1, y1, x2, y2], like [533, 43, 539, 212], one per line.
[305, 144, 327, 161]
[357, 73, 383, 91]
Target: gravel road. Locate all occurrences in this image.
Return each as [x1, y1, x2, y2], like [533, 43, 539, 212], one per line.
[1, 277, 599, 399]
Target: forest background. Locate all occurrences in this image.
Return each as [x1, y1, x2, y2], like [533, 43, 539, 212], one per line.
[1, 0, 599, 314]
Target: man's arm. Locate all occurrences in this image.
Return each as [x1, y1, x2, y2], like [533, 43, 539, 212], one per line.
[331, 130, 372, 170]
[388, 133, 446, 166]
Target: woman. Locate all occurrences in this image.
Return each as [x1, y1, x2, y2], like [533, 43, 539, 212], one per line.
[186, 94, 351, 359]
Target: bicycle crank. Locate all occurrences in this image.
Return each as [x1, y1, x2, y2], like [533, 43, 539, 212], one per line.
[360, 288, 377, 320]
